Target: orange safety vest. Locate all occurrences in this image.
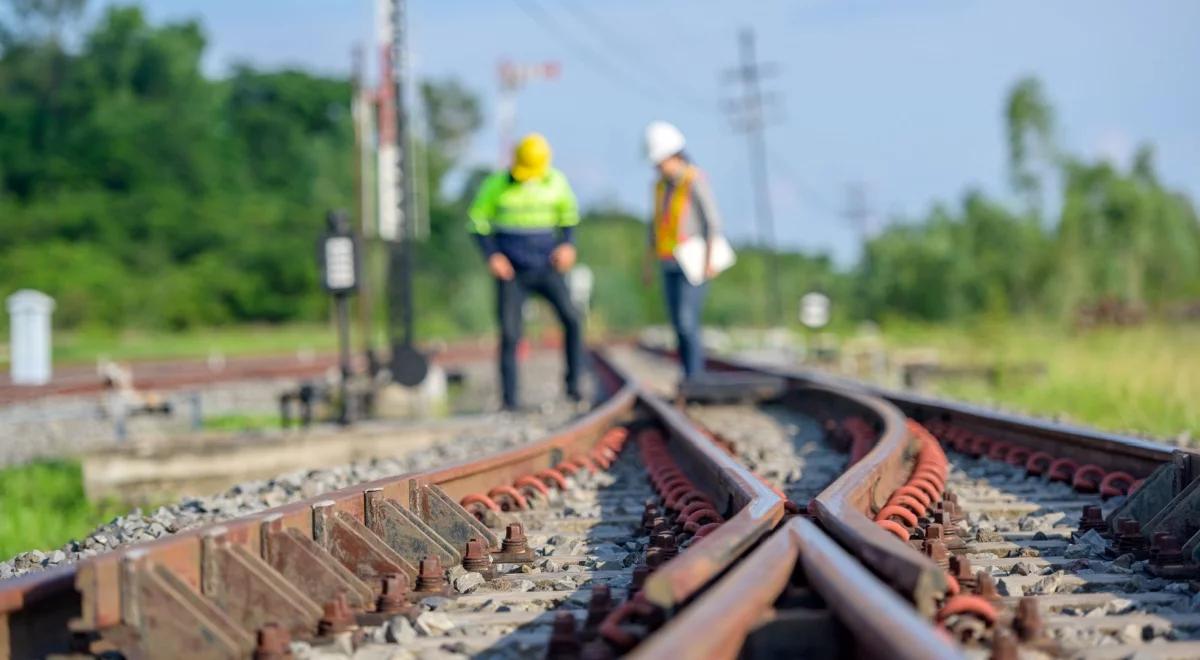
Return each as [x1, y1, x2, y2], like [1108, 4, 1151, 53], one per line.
[653, 166, 696, 259]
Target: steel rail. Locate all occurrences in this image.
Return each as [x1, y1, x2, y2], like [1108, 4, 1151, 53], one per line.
[703, 351, 1184, 478]
[0, 353, 635, 659]
[633, 516, 961, 660]
[0, 350, 783, 659]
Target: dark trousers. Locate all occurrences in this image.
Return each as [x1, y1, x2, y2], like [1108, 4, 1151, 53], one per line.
[662, 263, 708, 378]
[497, 269, 584, 408]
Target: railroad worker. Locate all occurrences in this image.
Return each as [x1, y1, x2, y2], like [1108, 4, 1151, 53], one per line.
[469, 133, 585, 411]
[643, 120, 726, 379]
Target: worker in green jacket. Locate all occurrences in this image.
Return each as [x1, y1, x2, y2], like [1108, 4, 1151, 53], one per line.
[469, 133, 584, 411]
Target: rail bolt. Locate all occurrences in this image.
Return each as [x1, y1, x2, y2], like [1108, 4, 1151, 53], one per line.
[1151, 532, 1185, 566]
[415, 556, 446, 592]
[651, 532, 678, 561]
[922, 538, 950, 570]
[546, 611, 581, 659]
[254, 622, 293, 660]
[1078, 505, 1106, 534]
[585, 584, 615, 635]
[502, 523, 529, 555]
[974, 572, 1001, 603]
[641, 504, 660, 531]
[1014, 596, 1043, 641]
[317, 593, 354, 636]
[631, 564, 650, 591]
[376, 573, 411, 615]
[462, 538, 491, 572]
[1114, 518, 1147, 555]
[950, 555, 976, 592]
[989, 630, 1018, 660]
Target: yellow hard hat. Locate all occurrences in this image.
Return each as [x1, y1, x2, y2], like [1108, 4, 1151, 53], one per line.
[511, 133, 552, 182]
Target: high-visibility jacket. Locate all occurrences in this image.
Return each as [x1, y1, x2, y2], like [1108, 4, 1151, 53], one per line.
[469, 168, 579, 235]
[469, 168, 579, 272]
[651, 165, 723, 262]
[654, 166, 697, 259]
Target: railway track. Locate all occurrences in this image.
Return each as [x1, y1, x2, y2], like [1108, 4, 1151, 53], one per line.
[1, 346, 1197, 659]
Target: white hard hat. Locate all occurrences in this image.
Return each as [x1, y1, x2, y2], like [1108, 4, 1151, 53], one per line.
[644, 121, 686, 164]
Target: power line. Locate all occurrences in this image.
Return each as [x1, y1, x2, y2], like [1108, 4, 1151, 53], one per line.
[556, 2, 714, 109]
[508, 0, 672, 106]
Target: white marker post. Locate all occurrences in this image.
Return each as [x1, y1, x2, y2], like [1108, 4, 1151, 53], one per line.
[6, 290, 55, 386]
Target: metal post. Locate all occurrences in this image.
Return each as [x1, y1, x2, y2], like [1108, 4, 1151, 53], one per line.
[335, 293, 352, 425]
[725, 28, 783, 325]
[385, 0, 428, 387]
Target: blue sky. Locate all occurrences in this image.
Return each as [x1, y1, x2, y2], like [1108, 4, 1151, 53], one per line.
[97, 0, 1200, 265]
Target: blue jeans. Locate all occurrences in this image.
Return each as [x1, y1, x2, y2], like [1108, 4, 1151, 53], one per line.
[661, 263, 707, 378]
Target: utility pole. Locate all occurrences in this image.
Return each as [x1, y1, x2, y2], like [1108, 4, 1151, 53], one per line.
[724, 27, 783, 325]
[843, 181, 877, 241]
[351, 45, 376, 354]
[381, 0, 427, 386]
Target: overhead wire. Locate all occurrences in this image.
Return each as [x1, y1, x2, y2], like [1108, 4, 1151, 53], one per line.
[510, 0, 840, 227]
[556, 2, 716, 110]
[508, 0, 675, 106]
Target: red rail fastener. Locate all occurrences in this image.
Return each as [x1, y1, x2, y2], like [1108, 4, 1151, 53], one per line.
[876, 505, 919, 528]
[1005, 446, 1032, 467]
[1099, 471, 1136, 499]
[1025, 451, 1054, 476]
[460, 493, 501, 512]
[538, 469, 569, 490]
[515, 475, 551, 498]
[888, 493, 928, 517]
[936, 594, 998, 626]
[986, 442, 1012, 462]
[682, 509, 723, 534]
[1047, 458, 1079, 483]
[894, 484, 933, 507]
[877, 519, 911, 541]
[909, 476, 943, 501]
[1071, 464, 1106, 493]
[488, 485, 529, 511]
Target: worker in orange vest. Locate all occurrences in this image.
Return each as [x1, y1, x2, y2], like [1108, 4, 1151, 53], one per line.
[643, 121, 726, 378]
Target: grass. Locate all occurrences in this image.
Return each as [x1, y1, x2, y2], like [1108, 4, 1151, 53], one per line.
[0, 460, 128, 558]
[873, 320, 1200, 441]
[47, 323, 337, 366]
[201, 412, 281, 432]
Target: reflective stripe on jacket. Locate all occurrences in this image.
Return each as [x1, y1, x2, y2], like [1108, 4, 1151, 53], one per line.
[468, 168, 579, 235]
[651, 165, 722, 260]
[654, 166, 695, 258]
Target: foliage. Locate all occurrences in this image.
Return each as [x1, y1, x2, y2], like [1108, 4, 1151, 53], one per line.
[0, 460, 126, 558]
[1, 5, 349, 330]
[855, 77, 1200, 323]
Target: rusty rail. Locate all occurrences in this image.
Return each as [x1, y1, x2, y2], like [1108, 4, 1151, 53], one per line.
[0, 353, 635, 659]
[634, 516, 961, 660]
[0, 350, 787, 659]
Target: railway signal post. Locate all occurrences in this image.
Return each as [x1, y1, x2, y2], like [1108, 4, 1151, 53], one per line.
[319, 211, 360, 425]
